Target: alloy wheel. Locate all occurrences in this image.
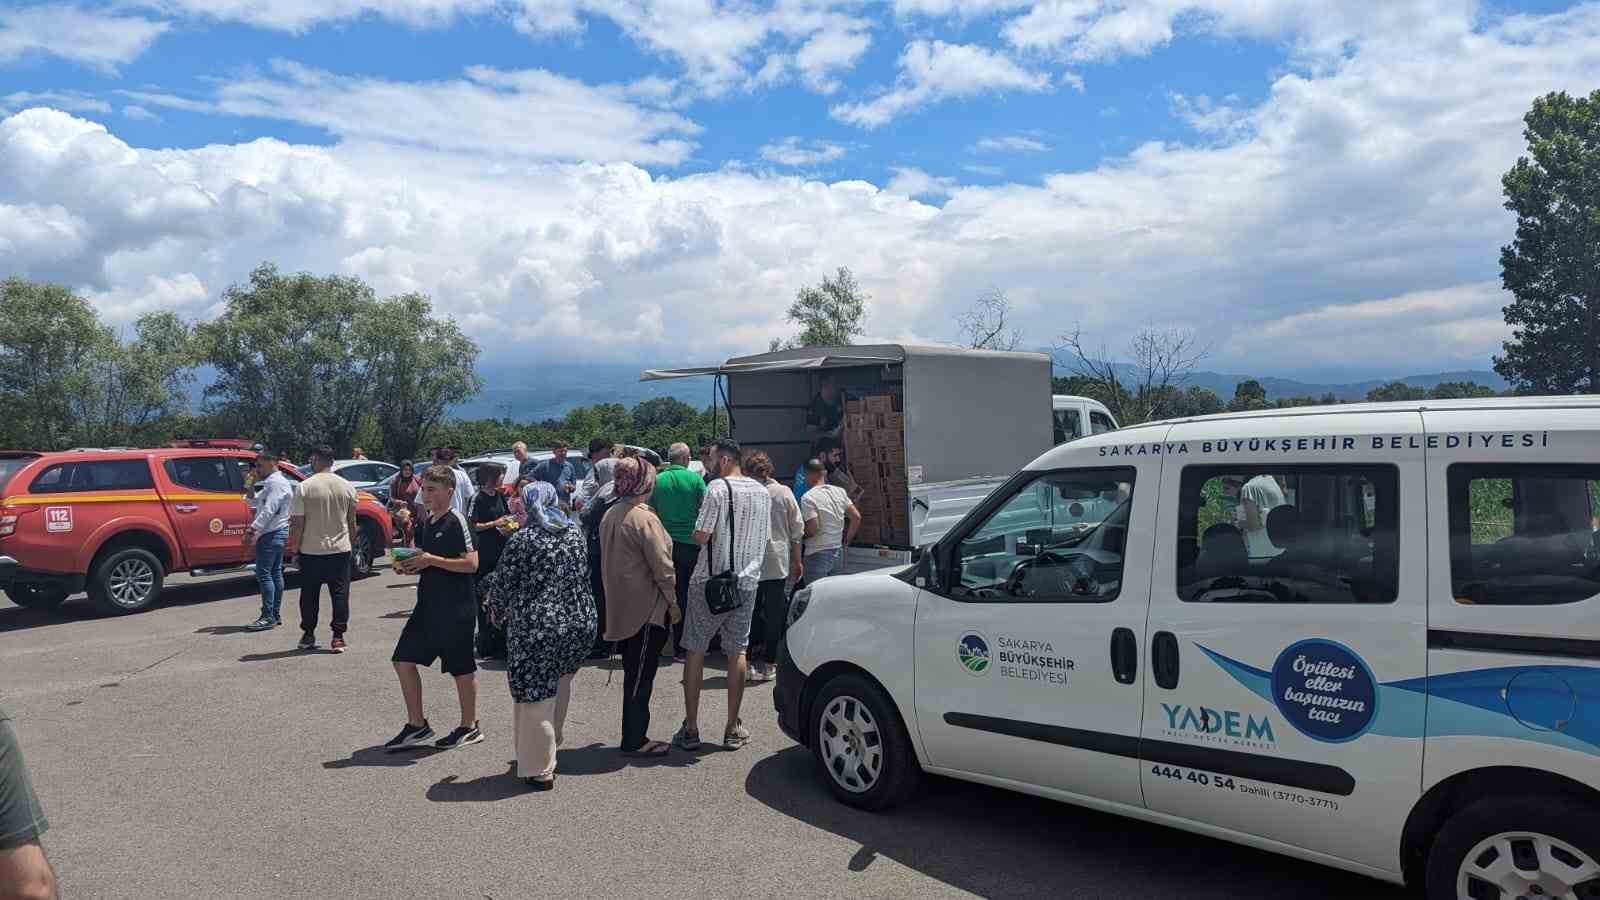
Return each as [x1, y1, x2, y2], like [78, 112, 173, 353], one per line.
[108, 557, 156, 609]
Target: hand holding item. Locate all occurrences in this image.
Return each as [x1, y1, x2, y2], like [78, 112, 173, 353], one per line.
[667, 601, 682, 625]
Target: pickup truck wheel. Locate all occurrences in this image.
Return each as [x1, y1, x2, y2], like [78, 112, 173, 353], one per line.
[810, 673, 920, 812]
[5, 584, 68, 610]
[88, 548, 164, 615]
[350, 524, 376, 579]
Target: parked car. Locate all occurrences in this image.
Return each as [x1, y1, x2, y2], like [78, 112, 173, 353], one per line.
[0, 443, 392, 614]
[296, 459, 401, 504]
[461, 449, 592, 488]
[777, 395, 1600, 900]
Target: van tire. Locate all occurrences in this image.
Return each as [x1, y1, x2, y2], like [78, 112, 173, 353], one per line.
[810, 673, 919, 811]
[88, 547, 165, 615]
[1425, 793, 1600, 900]
[5, 584, 68, 610]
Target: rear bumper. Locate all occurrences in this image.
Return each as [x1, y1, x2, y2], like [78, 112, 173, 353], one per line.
[2, 565, 83, 593]
[0, 556, 16, 588]
[775, 643, 807, 745]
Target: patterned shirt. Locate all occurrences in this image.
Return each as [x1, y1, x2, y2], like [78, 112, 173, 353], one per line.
[691, 475, 772, 591]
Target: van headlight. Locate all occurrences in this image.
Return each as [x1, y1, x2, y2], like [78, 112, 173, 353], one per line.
[787, 586, 813, 627]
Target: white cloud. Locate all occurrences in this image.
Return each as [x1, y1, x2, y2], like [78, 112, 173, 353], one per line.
[2, 91, 112, 115]
[128, 62, 701, 165]
[1168, 93, 1249, 137]
[0, 5, 168, 71]
[885, 166, 957, 198]
[972, 134, 1049, 153]
[149, 0, 498, 31]
[963, 163, 1004, 176]
[794, 26, 872, 94]
[120, 104, 160, 121]
[4, 2, 1600, 377]
[831, 40, 1053, 128]
[759, 136, 847, 167]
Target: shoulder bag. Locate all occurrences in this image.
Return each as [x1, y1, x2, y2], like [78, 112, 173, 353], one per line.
[703, 477, 743, 614]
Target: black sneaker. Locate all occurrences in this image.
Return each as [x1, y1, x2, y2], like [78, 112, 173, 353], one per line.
[384, 720, 435, 751]
[297, 632, 316, 651]
[435, 723, 484, 750]
[244, 617, 274, 632]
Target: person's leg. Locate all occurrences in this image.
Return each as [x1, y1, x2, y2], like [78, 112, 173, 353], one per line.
[618, 626, 646, 750]
[755, 579, 787, 673]
[298, 555, 325, 638]
[268, 530, 287, 622]
[552, 673, 573, 746]
[513, 699, 558, 781]
[328, 551, 351, 638]
[588, 556, 608, 656]
[393, 662, 424, 726]
[452, 672, 477, 730]
[670, 542, 698, 654]
[720, 588, 757, 730]
[253, 534, 276, 622]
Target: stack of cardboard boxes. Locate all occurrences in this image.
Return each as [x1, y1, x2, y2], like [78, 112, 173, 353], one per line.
[844, 393, 910, 546]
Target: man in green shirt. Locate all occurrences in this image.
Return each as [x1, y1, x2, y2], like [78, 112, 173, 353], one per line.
[655, 442, 707, 660]
[0, 705, 55, 900]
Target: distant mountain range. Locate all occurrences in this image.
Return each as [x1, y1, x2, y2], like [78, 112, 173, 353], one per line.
[449, 361, 1508, 421]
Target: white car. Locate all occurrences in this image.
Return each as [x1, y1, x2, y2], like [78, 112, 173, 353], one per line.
[460, 449, 591, 488]
[777, 395, 1600, 900]
[296, 459, 400, 501]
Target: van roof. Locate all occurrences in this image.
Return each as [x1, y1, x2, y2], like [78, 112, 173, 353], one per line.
[641, 343, 1048, 380]
[1036, 394, 1600, 465]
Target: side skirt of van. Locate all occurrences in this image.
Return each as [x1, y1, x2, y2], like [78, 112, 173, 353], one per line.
[921, 765, 1405, 886]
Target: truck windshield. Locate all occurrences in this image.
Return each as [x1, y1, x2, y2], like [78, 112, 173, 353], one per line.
[0, 456, 38, 493]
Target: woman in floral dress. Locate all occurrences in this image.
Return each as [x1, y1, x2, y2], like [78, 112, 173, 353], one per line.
[484, 481, 598, 791]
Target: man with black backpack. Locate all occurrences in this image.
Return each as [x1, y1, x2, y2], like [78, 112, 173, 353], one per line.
[674, 438, 771, 752]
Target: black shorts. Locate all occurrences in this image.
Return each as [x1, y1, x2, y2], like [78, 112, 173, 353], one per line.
[391, 595, 477, 677]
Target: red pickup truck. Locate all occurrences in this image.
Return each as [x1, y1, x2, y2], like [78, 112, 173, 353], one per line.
[0, 443, 392, 615]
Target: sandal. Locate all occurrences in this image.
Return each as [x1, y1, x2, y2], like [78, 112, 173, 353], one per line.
[622, 740, 672, 757]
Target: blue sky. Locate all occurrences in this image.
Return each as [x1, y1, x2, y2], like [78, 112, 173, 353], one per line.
[2, 0, 1599, 380]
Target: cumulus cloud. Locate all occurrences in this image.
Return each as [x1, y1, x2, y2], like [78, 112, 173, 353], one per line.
[4, 2, 1599, 378]
[759, 136, 847, 167]
[0, 4, 168, 71]
[831, 40, 1054, 128]
[125, 62, 701, 165]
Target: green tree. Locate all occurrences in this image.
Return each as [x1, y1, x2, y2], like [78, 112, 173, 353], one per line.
[1429, 380, 1498, 400]
[365, 293, 482, 462]
[196, 264, 379, 455]
[84, 312, 196, 447]
[1228, 379, 1269, 412]
[1177, 385, 1225, 417]
[1366, 381, 1428, 403]
[778, 267, 867, 348]
[0, 279, 113, 449]
[1496, 90, 1600, 394]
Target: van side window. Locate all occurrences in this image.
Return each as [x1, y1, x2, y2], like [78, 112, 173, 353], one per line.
[28, 461, 155, 493]
[1053, 409, 1083, 444]
[1175, 465, 1399, 604]
[164, 457, 236, 494]
[1447, 464, 1600, 606]
[1090, 411, 1115, 434]
[952, 468, 1134, 603]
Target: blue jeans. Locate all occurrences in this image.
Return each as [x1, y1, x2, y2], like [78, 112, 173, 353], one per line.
[255, 529, 288, 621]
[803, 547, 841, 583]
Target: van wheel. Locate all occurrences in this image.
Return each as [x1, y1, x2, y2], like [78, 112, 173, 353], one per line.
[1426, 794, 1600, 900]
[810, 673, 919, 811]
[5, 584, 68, 610]
[88, 548, 164, 614]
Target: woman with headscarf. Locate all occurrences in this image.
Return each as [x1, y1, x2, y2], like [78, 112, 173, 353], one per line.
[599, 457, 681, 756]
[483, 481, 597, 791]
[388, 460, 423, 546]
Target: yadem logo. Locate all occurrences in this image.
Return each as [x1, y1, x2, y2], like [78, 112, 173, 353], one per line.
[957, 632, 990, 676]
[1161, 703, 1276, 751]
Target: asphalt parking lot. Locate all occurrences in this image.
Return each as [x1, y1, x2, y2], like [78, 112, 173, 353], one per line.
[0, 567, 1412, 899]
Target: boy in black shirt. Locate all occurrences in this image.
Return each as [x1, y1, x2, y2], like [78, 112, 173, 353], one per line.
[385, 465, 484, 751]
[467, 464, 511, 660]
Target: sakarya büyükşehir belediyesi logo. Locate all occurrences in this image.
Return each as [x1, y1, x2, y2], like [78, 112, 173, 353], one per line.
[958, 633, 991, 675]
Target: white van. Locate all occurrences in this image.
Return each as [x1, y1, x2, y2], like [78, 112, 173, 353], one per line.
[776, 397, 1600, 899]
[1053, 394, 1118, 444]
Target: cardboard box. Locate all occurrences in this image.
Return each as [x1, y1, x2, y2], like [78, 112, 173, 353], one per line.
[846, 399, 864, 414]
[864, 394, 895, 414]
[884, 412, 904, 432]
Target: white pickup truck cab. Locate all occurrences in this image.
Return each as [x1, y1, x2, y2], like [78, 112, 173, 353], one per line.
[1053, 394, 1118, 444]
[776, 396, 1600, 900]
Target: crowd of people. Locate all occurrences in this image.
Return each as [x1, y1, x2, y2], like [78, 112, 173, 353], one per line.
[235, 432, 864, 791]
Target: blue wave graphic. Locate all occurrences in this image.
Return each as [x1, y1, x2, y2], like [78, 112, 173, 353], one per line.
[1195, 643, 1600, 756]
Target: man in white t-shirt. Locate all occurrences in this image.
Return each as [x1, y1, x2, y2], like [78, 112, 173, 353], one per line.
[1224, 473, 1286, 559]
[675, 439, 772, 754]
[801, 458, 860, 583]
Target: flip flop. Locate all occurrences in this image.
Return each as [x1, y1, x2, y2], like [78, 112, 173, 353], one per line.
[622, 740, 672, 757]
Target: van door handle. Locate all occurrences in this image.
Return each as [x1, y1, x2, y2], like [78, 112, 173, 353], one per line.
[1152, 631, 1180, 690]
[1110, 627, 1137, 684]
[174, 503, 198, 513]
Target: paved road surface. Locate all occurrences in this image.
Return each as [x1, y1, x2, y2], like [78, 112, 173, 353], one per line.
[0, 568, 1410, 899]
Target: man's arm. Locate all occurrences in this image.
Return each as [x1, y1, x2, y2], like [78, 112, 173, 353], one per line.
[845, 502, 861, 546]
[418, 550, 478, 573]
[788, 541, 803, 585]
[286, 516, 305, 559]
[345, 491, 359, 551]
[0, 718, 55, 900]
[0, 841, 55, 900]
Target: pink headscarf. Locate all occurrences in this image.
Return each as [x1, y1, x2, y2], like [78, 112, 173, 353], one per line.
[612, 457, 656, 499]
